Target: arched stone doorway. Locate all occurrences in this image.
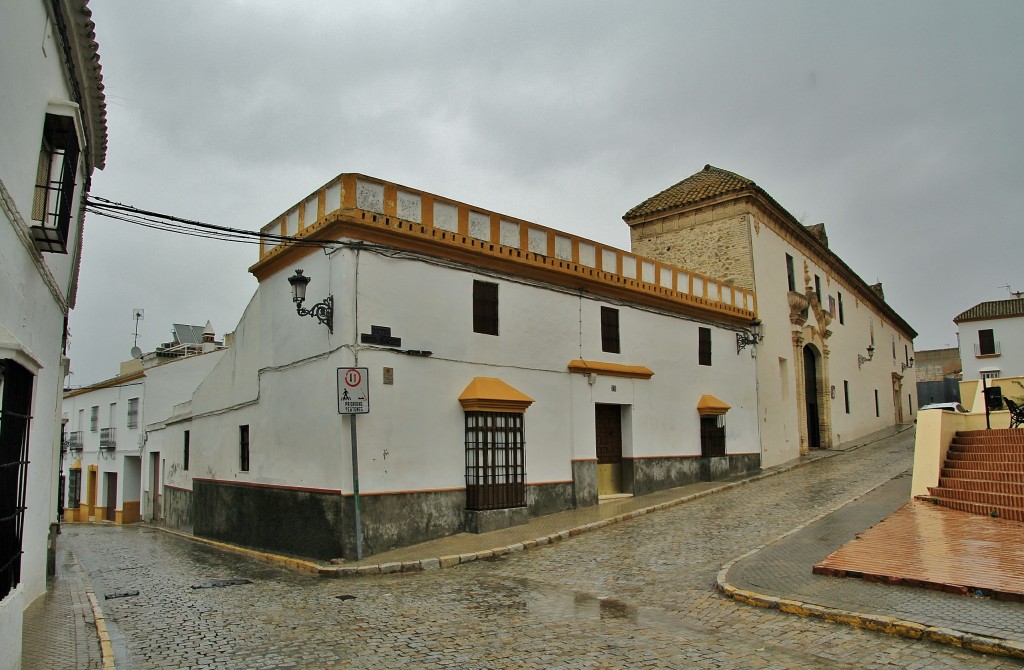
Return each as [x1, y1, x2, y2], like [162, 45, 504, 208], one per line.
[803, 344, 822, 450]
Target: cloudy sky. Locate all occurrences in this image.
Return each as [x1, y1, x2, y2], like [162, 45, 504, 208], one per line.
[70, 0, 1023, 385]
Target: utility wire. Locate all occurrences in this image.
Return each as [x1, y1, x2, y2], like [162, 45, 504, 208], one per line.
[84, 196, 339, 249]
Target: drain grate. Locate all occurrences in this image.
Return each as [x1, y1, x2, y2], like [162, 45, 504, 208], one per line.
[191, 578, 253, 590]
[105, 590, 140, 600]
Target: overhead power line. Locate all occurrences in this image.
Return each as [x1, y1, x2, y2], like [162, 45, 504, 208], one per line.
[84, 197, 340, 249]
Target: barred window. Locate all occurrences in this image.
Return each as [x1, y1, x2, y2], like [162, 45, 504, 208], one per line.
[0, 360, 34, 600]
[67, 468, 81, 509]
[700, 415, 726, 458]
[464, 412, 525, 511]
[127, 397, 140, 428]
[30, 114, 80, 254]
[90, 405, 98, 432]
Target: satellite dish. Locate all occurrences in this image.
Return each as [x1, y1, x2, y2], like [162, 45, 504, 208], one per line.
[131, 346, 143, 359]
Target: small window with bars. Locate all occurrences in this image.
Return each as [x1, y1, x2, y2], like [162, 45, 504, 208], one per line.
[1, 359, 35, 601]
[90, 405, 99, 432]
[127, 397, 140, 428]
[30, 114, 80, 254]
[464, 412, 525, 511]
[700, 415, 726, 458]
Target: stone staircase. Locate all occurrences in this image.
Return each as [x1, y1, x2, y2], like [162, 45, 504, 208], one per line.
[924, 428, 1024, 522]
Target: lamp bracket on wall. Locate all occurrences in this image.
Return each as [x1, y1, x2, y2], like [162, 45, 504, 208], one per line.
[857, 344, 876, 369]
[288, 269, 334, 334]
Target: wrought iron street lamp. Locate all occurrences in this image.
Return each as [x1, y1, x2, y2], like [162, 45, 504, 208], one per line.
[736, 319, 764, 354]
[287, 269, 333, 334]
[857, 344, 875, 368]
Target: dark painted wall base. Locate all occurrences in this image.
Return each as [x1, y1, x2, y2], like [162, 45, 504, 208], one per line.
[193, 480, 345, 561]
[624, 453, 761, 496]
[188, 455, 759, 561]
[163, 486, 193, 533]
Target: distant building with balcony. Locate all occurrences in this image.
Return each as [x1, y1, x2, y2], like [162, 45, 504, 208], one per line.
[954, 297, 1024, 380]
[61, 324, 228, 526]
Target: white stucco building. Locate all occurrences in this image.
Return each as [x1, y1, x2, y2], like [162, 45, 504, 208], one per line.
[0, 0, 106, 665]
[168, 173, 763, 560]
[625, 165, 917, 468]
[61, 324, 227, 528]
[954, 297, 1024, 381]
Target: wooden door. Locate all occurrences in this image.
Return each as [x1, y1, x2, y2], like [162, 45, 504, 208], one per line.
[595, 404, 623, 496]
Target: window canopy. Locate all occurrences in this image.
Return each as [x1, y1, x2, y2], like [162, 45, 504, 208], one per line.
[459, 377, 534, 413]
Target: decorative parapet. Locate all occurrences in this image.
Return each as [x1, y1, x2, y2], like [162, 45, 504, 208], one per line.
[251, 174, 758, 324]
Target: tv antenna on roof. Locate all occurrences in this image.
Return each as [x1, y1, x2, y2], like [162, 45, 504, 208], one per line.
[998, 284, 1024, 299]
[132, 308, 144, 348]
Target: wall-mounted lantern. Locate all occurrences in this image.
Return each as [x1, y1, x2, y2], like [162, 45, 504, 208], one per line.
[857, 344, 875, 369]
[736, 319, 764, 354]
[287, 269, 333, 334]
[901, 357, 915, 373]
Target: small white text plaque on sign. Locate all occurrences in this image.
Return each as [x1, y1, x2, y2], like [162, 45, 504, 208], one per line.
[337, 367, 370, 414]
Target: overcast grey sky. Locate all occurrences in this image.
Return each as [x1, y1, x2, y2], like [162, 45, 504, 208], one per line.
[69, 0, 1024, 385]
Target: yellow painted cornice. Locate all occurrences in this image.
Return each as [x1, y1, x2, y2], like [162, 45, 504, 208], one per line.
[567, 360, 654, 379]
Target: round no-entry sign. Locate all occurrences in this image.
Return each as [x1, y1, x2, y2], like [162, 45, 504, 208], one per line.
[337, 367, 369, 414]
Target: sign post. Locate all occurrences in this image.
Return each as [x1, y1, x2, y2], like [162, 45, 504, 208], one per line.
[338, 368, 369, 560]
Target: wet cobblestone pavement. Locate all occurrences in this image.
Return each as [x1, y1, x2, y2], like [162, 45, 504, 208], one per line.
[54, 430, 1024, 668]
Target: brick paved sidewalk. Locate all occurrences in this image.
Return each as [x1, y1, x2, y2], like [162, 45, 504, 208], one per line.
[22, 536, 105, 669]
[720, 472, 1024, 658]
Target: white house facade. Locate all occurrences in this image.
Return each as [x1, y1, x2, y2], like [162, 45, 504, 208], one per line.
[625, 165, 917, 468]
[61, 330, 226, 528]
[954, 298, 1024, 381]
[0, 0, 106, 665]
[170, 173, 762, 561]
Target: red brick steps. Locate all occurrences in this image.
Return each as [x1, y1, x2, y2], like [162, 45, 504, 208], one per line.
[922, 428, 1024, 523]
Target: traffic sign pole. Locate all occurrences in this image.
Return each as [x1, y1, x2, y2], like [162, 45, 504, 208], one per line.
[350, 414, 363, 560]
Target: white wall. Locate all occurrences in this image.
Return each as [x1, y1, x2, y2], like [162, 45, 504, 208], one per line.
[1, 2, 98, 664]
[749, 215, 915, 467]
[189, 243, 759, 497]
[958, 316, 1024, 380]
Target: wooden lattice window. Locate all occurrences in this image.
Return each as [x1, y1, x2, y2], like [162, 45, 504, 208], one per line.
[465, 412, 525, 511]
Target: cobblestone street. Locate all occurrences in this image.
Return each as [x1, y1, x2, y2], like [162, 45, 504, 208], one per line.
[55, 430, 1024, 668]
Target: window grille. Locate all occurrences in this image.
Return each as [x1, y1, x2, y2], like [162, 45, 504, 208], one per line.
[699, 415, 726, 458]
[67, 469, 81, 509]
[464, 412, 525, 511]
[0, 360, 34, 600]
[30, 114, 80, 254]
[127, 398, 140, 428]
[90, 406, 98, 432]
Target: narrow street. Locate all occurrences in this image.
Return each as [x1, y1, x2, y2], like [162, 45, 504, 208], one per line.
[55, 430, 1023, 668]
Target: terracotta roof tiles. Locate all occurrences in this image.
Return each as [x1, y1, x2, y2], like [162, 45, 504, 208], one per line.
[624, 165, 756, 220]
[954, 298, 1024, 323]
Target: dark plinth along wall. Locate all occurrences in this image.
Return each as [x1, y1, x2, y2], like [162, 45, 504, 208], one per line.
[193, 480, 346, 561]
[163, 486, 193, 533]
[624, 454, 761, 496]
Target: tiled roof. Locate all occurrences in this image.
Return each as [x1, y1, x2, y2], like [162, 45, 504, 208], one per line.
[954, 298, 1024, 323]
[624, 165, 756, 220]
